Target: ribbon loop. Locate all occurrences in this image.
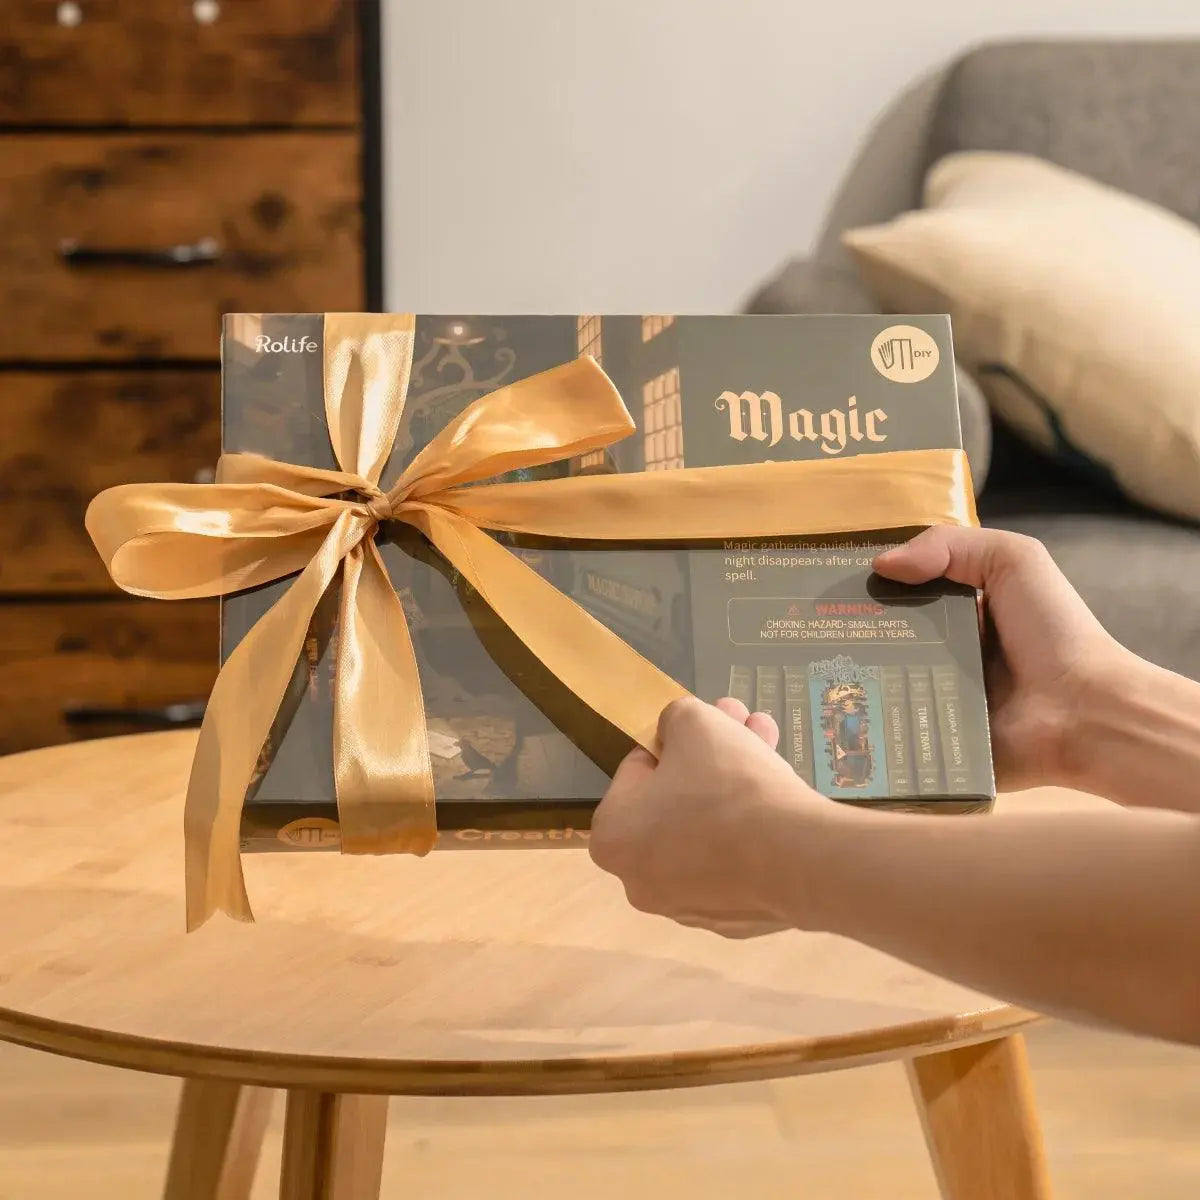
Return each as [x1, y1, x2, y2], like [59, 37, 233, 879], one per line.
[394, 357, 635, 500]
[85, 482, 347, 599]
[217, 452, 375, 500]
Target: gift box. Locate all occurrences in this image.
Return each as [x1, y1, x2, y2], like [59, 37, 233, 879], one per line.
[88, 312, 991, 927]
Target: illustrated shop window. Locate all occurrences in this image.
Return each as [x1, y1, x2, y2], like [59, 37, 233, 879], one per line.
[576, 314, 603, 364]
[643, 367, 684, 470]
[641, 314, 675, 342]
[575, 315, 606, 470]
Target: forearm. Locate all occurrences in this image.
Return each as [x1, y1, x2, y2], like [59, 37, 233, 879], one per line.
[1069, 656, 1200, 813]
[772, 802, 1200, 1044]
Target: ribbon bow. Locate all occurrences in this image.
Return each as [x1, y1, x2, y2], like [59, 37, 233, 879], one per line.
[86, 314, 976, 930]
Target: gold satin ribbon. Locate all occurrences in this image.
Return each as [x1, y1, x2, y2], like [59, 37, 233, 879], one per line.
[85, 313, 977, 930]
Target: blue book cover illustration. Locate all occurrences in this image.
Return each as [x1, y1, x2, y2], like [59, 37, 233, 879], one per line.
[809, 656, 890, 799]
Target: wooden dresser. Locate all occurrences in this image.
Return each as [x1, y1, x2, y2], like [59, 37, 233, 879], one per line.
[0, 1, 381, 754]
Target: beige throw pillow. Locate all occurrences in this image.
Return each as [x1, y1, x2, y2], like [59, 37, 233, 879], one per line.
[842, 152, 1200, 522]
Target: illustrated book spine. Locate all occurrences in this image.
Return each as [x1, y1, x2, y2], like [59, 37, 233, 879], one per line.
[906, 665, 944, 795]
[879, 664, 916, 797]
[728, 664, 755, 709]
[754, 665, 784, 733]
[783, 664, 816, 786]
[932, 665, 972, 794]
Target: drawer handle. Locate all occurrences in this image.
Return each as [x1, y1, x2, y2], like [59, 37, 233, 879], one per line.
[58, 237, 222, 268]
[62, 701, 206, 728]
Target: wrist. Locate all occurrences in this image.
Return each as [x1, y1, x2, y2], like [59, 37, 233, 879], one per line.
[755, 789, 863, 932]
[1065, 650, 1200, 802]
[1052, 646, 1136, 791]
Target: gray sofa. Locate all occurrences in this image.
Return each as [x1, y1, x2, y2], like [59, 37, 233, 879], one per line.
[748, 40, 1200, 681]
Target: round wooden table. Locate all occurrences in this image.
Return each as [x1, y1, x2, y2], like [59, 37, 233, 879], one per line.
[0, 732, 1052, 1199]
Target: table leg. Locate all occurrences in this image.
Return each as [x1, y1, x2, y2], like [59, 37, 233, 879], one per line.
[162, 1079, 275, 1200]
[279, 1092, 389, 1200]
[907, 1033, 1052, 1200]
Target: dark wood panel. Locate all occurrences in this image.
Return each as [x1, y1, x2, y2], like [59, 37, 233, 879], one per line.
[0, 598, 217, 755]
[0, 371, 220, 594]
[0, 133, 363, 361]
[0, 0, 360, 127]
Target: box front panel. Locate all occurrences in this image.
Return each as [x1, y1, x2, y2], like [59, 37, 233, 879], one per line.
[221, 314, 994, 853]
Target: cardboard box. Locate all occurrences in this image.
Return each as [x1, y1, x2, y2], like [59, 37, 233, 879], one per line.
[221, 314, 994, 853]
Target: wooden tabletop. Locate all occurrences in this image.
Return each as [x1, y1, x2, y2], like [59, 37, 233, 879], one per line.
[0, 732, 1058, 1096]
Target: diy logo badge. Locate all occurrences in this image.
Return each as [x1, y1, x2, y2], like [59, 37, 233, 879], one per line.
[277, 817, 341, 848]
[871, 325, 940, 383]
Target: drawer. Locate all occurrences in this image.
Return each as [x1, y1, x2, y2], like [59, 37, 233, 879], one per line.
[0, 133, 363, 362]
[0, 598, 218, 755]
[0, 371, 220, 594]
[0, 0, 360, 127]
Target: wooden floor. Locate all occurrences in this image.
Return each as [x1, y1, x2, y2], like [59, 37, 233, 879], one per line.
[1, 1021, 1197, 1199]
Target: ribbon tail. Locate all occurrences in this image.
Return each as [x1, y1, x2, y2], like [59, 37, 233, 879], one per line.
[334, 539, 438, 856]
[409, 507, 688, 755]
[185, 511, 365, 930]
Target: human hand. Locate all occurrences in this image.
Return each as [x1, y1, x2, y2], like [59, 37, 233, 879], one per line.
[589, 696, 830, 938]
[873, 526, 1128, 791]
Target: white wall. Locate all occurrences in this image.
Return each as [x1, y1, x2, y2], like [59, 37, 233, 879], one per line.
[381, 1, 1199, 313]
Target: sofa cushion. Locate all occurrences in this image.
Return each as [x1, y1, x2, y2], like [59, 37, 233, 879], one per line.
[843, 151, 1200, 523]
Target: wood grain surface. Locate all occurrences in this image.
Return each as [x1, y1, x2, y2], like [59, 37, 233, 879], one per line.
[910, 1036, 1053, 1199]
[0, 370, 220, 594]
[0, 602, 217, 754]
[0, 0, 360, 127]
[162, 1080, 274, 1200]
[0, 133, 363, 361]
[0, 732, 1056, 1096]
[279, 1093, 389, 1200]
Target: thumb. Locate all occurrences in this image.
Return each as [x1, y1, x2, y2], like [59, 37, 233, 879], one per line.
[873, 524, 1015, 589]
[873, 525, 1106, 642]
